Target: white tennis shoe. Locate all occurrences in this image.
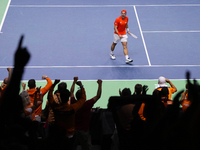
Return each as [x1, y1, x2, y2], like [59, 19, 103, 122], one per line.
[110, 53, 116, 60]
[126, 57, 133, 63]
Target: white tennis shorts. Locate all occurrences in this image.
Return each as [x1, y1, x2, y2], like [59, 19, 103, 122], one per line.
[113, 34, 128, 43]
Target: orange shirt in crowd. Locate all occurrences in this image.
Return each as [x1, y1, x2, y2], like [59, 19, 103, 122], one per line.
[27, 77, 52, 116]
[181, 92, 190, 113]
[48, 87, 86, 137]
[156, 87, 176, 101]
[138, 103, 146, 121]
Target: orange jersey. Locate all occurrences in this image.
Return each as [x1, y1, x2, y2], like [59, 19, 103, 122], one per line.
[181, 100, 191, 113]
[27, 77, 52, 116]
[114, 16, 128, 35]
[138, 103, 146, 121]
[155, 87, 176, 100]
[181, 92, 190, 113]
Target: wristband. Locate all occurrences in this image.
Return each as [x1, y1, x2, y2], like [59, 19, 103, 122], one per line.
[126, 28, 129, 32]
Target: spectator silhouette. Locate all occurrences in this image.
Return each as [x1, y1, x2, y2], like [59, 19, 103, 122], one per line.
[47, 79, 86, 150]
[0, 68, 12, 98]
[24, 74, 52, 122]
[0, 67, 12, 90]
[70, 77, 102, 150]
[20, 85, 42, 120]
[180, 83, 190, 113]
[155, 76, 177, 105]
[0, 35, 41, 150]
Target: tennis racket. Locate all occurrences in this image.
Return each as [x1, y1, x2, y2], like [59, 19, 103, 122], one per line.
[129, 33, 138, 39]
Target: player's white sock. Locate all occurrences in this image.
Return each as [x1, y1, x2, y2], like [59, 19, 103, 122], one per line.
[111, 51, 114, 54]
[125, 55, 129, 59]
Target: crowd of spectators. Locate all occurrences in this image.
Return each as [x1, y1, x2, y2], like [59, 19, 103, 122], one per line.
[0, 35, 199, 150]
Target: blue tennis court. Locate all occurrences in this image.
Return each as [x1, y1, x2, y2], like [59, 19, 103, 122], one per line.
[1, 0, 200, 108]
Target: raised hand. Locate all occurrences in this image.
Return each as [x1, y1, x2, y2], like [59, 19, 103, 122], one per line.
[142, 85, 149, 95]
[74, 77, 78, 82]
[36, 86, 41, 93]
[76, 81, 82, 87]
[22, 83, 26, 90]
[97, 79, 102, 85]
[53, 79, 60, 86]
[14, 35, 30, 68]
[42, 75, 48, 79]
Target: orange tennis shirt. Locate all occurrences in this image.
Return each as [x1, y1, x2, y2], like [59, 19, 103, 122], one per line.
[114, 16, 128, 35]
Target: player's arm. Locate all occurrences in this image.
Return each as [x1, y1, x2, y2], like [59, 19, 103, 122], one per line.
[126, 24, 131, 35]
[114, 25, 119, 34]
[114, 25, 122, 38]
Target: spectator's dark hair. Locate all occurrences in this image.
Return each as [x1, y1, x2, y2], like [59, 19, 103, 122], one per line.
[160, 87, 169, 97]
[134, 84, 142, 95]
[28, 79, 35, 89]
[58, 82, 67, 92]
[54, 90, 59, 95]
[57, 82, 69, 103]
[121, 88, 131, 96]
[60, 90, 70, 103]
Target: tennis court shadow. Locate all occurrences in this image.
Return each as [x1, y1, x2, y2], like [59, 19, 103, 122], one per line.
[110, 65, 142, 79]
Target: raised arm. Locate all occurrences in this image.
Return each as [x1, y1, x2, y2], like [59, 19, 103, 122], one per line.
[70, 76, 78, 98]
[71, 81, 86, 111]
[119, 88, 122, 96]
[40, 75, 53, 95]
[166, 79, 177, 92]
[48, 79, 60, 105]
[1, 35, 30, 122]
[32, 87, 41, 111]
[22, 83, 26, 90]
[92, 79, 102, 103]
[7, 67, 12, 83]
[6, 35, 30, 97]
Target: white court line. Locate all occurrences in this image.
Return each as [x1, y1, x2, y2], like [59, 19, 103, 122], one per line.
[133, 6, 151, 66]
[9, 5, 134, 8]
[0, 0, 11, 33]
[135, 4, 200, 7]
[2, 78, 199, 82]
[143, 30, 200, 33]
[0, 65, 200, 69]
[9, 4, 200, 7]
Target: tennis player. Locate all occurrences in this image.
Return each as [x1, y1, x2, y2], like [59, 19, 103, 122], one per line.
[110, 9, 133, 63]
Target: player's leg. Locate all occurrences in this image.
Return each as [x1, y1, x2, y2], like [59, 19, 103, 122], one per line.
[111, 42, 117, 52]
[122, 42, 128, 55]
[122, 42, 133, 63]
[110, 34, 120, 60]
[121, 35, 133, 63]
